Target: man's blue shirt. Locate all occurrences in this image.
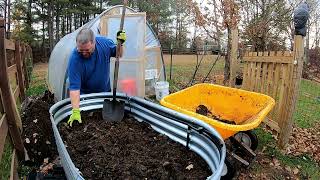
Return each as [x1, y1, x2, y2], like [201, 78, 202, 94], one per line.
[67, 36, 116, 94]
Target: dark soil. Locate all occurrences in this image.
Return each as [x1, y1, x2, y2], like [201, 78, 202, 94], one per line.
[58, 111, 211, 179]
[196, 105, 236, 125]
[21, 90, 58, 165]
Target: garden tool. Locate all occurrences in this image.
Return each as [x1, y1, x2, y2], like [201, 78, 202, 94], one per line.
[102, 0, 127, 121]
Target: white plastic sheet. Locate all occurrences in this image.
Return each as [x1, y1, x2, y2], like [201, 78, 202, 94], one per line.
[48, 5, 165, 101]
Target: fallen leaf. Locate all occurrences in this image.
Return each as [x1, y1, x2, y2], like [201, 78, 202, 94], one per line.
[272, 158, 280, 167]
[162, 161, 170, 167]
[46, 141, 51, 145]
[262, 146, 267, 153]
[34, 139, 37, 143]
[33, 133, 38, 138]
[285, 166, 291, 172]
[293, 168, 299, 174]
[33, 119, 38, 123]
[297, 165, 302, 169]
[186, 164, 194, 170]
[44, 158, 49, 164]
[25, 138, 30, 143]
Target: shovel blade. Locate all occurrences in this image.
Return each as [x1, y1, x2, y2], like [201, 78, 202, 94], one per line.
[102, 99, 125, 122]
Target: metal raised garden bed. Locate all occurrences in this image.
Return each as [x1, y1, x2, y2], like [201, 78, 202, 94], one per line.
[49, 93, 226, 180]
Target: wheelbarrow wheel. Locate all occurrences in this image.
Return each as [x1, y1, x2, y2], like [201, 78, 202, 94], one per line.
[221, 159, 235, 180]
[234, 130, 258, 151]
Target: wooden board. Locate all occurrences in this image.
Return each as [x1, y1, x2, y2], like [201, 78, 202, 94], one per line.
[5, 39, 15, 50]
[0, 114, 8, 162]
[9, 149, 18, 180]
[247, 62, 254, 91]
[243, 55, 294, 64]
[0, 93, 4, 114]
[264, 117, 280, 132]
[270, 63, 281, 120]
[7, 64, 17, 72]
[242, 61, 249, 89]
[15, 41, 25, 100]
[260, 62, 268, 94]
[13, 87, 19, 101]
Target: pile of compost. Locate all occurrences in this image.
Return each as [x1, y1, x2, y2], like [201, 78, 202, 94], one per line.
[21, 90, 58, 165]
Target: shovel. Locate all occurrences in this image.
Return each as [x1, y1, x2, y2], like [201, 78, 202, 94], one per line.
[102, 0, 127, 121]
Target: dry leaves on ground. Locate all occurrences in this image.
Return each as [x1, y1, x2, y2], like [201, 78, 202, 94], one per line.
[285, 124, 320, 163]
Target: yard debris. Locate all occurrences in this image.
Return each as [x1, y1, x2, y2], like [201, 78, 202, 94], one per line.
[284, 166, 291, 172]
[292, 168, 299, 175]
[33, 133, 38, 138]
[21, 90, 58, 165]
[285, 124, 320, 163]
[186, 164, 194, 170]
[272, 158, 281, 168]
[44, 158, 49, 164]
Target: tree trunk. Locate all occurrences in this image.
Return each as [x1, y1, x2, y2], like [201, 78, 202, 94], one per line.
[4, 0, 7, 34]
[213, 0, 221, 47]
[7, 0, 11, 38]
[229, 28, 239, 87]
[62, 15, 66, 36]
[74, 14, 77, 30]
[224, 26, 231, 85]
[69, 14, 72, 33]
[80, 14, 83, 27]
[55, 4, 60, 43]
[48, 0, 54, 52]
[41, 5, 45, 48]
[100, 0, 103, 13]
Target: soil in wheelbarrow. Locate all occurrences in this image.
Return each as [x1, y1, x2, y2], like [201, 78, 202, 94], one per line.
[58, 110, 211, 179]
[196, 105, 236, 125]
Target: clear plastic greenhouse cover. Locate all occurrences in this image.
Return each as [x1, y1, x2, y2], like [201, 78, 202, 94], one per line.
[48, 5, 166, 101]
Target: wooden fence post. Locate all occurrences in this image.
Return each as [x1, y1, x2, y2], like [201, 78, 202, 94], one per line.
[0, 18, 25, 160]
[15, 40, 26, 100]
[278, 35, 304, 148]
[229, 28, 239, 87]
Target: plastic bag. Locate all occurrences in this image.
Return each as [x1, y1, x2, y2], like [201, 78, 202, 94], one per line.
[293, 3, 310, 36]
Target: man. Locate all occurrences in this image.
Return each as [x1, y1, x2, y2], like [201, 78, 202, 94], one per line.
[67, 28, 126, 126]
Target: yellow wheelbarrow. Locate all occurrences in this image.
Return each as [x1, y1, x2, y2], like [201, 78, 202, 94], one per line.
[160, 83, 275, 178]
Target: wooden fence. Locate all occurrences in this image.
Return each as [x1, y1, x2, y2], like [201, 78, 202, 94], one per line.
[0, 18, 33, 179]
[242, 35, 304, 147]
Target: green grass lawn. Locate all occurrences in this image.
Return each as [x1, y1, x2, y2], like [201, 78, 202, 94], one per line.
[26, 73, 47, 97]
[294, 79, 320, 128]
[165, 57, 225, 90]
[0, 138, 13, 180]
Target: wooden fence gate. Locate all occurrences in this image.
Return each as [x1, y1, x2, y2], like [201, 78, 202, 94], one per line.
[241, 35, 304, 147]
[0, 18, 33, 179]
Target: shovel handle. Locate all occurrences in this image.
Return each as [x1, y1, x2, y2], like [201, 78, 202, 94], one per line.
[113, 0, 127, 101]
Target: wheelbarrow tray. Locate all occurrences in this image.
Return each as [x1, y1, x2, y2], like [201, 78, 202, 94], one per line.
[160, 83, 275, 139]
